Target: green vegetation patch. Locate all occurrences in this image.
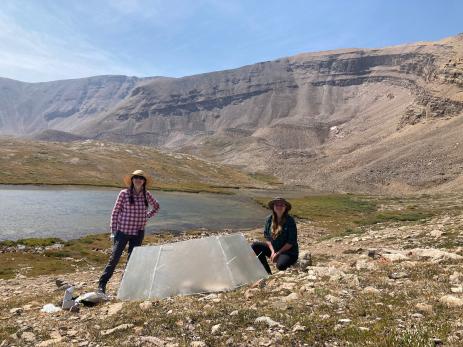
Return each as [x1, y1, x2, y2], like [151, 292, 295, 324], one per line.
[255, 194, 437, 238]
[0, 233, 180, 280]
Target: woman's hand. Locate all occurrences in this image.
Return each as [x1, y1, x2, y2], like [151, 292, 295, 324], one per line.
[270, 251, 280, 263]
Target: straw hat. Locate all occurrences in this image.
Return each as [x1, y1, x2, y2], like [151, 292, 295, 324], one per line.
[123, 170, 153, 188]
[268, 197, 292, 211]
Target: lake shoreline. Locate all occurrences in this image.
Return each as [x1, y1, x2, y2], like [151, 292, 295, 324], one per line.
[0, 186, 269, 241]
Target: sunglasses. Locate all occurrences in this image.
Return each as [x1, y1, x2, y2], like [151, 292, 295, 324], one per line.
[132, 175, 146, 180]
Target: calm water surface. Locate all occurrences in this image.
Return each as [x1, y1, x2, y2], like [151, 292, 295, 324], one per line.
[0, 186, 268, 240]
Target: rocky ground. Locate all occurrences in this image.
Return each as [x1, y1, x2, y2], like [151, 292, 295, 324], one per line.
[1, 211, 463, 346]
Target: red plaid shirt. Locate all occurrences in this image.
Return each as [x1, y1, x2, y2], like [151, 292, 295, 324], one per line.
[110, 189, 160, 235]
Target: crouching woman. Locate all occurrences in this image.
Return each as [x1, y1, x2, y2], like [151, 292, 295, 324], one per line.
[252, 197, 298, 274]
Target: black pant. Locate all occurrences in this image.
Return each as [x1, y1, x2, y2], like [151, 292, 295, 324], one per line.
[98, 230, 144, 289]
[251, 241, 298, 274]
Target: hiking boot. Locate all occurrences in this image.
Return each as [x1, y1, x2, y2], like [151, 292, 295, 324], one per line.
[97, 285, 106, 294]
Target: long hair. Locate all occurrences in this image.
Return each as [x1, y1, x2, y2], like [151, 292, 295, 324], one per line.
[128, 180, 148, 207]
[271, 208, 289, 239]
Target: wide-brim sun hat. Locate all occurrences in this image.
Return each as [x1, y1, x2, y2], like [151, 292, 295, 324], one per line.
[268, 197, 292, 211]
[123, 170, 153, 188]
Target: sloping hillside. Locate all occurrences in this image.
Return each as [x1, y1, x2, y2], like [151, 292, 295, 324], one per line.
[0, 138, 269, 192]
[1, 34, 462, 192]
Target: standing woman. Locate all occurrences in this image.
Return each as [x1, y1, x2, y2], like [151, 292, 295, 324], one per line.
[98, 170, 160, 293]
[252, 197, 298, 274]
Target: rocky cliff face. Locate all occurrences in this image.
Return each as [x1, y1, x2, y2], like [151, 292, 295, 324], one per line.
[1, 34, 463, 193]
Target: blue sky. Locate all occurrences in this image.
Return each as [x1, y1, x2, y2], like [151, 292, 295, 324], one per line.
[1, 0, 462, 82]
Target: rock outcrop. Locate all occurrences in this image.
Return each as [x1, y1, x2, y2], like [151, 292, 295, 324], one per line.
[1, 34, 463, 192]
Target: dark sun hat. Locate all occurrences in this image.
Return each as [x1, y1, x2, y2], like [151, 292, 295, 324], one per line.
[268, 197, 292, 211]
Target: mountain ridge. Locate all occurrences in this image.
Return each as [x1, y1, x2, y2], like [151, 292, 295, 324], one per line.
[1, 34, 463, 193]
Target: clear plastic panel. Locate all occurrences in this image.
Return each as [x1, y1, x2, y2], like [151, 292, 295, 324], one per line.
[117, 234, 268, 300]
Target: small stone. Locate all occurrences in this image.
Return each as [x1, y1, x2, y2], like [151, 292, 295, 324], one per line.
[292, 322, 306, 332]
[358, 326, 370, 332]
[66, 330, 78, 337]
[325, 294, 342, 304]
[21, 331, 35, 342]
[107, 302, 124, 316]
[451, 286, 463, 293]
[140, 301, 153, 311]
[415, 303, 433, 314]
[200, 294, 217, 301]
[411, 312, 424, 319]
[282, 292, 299, 303]
[363, 286, 380, 294]
[211, 324, 221, 335]
[430, 230, 443, 238]
[9, 307, 22, 315]
[439, 295, 463, 307]
[255, 316, 284, 328]
[338, 319, 351, 324]
[229, 310, 239, 316]
[388, 272, 409, 280]
[382, 253, 408, 262]
[101, 324, 134, 336]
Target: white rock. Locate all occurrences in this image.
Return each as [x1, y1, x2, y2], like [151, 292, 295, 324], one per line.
[211, 324, 221, 335]
[439, 295, 463, 307]
[363, 286, 380, 294]
[9, 307, 22, 314]
[200, 294, 218, 301]
[282, 292, 299, 302]
[355, 259, 376, 270]
[107, 302, 124, 316]
[292, 322, 306, 332]
[451, 286, 463, 293]
[450, 272, 461, 284]
[325, 294, 342, 304]
[382, 253, 409, 262]
[415, 303, 433, 314]
[254, 316, 284, 328]
[430, 230, 443, 238]
[40, 304, 61, 313]
[139, 301, 153, 311]
[101, 324, 134, 336]
[338, 319, 351, 324]
[410, 248, 463, 262]
[229, 310, 239, 316]
[21, 332, 35, 342]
